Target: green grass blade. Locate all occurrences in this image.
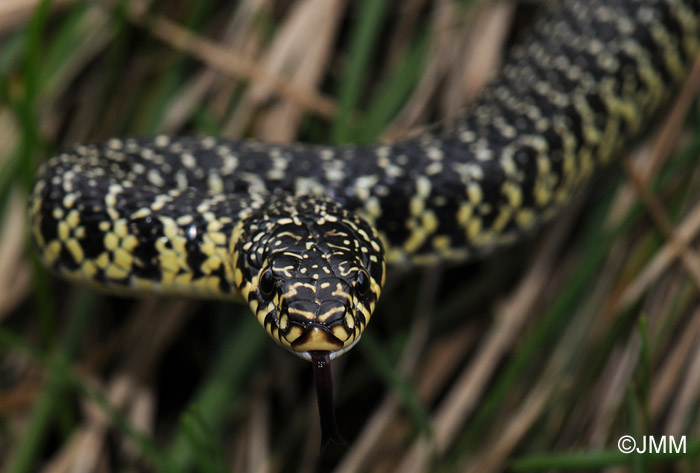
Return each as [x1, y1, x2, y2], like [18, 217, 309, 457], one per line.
[332, 0, 392, 143]
[166, 313, 267, 469]
[359, 331, 432, 435]
[357, 31, 430, 141]
[2, 290, 97, 473]
[179, 407, 230, 473]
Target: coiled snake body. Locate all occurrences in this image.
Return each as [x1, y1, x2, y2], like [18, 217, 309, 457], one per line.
[29, 0, 700, 443]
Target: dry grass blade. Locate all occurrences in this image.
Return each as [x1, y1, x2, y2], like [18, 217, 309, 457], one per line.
[442, 0, 514, 110]
[332, 270, 439, 473]
[126, 1, 337, 119]
[396, 202, 580, 472]
[615, 202, 700, 312]
[161, 0, 266, 132]
[622, 157, 700, 290]
[663, 310, 700, 434]
[650, 309, 700, 419]
[0, 190, 31, 322]
[609, 51, 700, 311]
[224, 0, 346, 142]
[588, 327, 644, 445]
[38, 300, 191, 471]
[246, 399, 271, 473]
[463, 376, 559, 473]
[383, 0, 513, 143]
[0, 0, 76, 33]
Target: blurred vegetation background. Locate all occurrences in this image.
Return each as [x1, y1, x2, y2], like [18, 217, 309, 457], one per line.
[1, 0, 699, 472]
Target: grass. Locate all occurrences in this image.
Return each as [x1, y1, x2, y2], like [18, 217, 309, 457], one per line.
[1, 1, 700, 472]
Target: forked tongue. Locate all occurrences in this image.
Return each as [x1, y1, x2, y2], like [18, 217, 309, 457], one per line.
[310, 351, 343, 446]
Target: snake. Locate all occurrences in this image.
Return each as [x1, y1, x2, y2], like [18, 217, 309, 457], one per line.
[28, 0, 700, 444]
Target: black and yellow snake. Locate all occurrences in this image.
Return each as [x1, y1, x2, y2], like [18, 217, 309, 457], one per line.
[29, 0, 700, 443]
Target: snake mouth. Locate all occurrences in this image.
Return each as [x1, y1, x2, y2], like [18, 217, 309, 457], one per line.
[291, 333, 362, 362]
[277, 295, 362, 358]
[290, 326, 344, 352]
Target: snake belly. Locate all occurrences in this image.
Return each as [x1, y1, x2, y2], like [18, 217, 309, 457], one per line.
[30, 0, 700, 342]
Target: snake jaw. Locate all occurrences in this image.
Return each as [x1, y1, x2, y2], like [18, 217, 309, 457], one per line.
[293, 333, 362, 362]
[289, 325, 344, 352]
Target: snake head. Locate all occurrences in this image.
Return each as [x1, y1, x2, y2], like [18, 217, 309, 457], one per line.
[232, 194, 385, 361]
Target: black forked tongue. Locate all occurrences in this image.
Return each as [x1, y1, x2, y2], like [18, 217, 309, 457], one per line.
[310, 351, 343, 447]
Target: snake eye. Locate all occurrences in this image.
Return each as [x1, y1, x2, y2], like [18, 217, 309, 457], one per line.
[356, 270, 370, 297]
[259, 269, 276, 297]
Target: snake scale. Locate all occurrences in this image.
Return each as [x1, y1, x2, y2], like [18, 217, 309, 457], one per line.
[29, 0, 700, 443]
